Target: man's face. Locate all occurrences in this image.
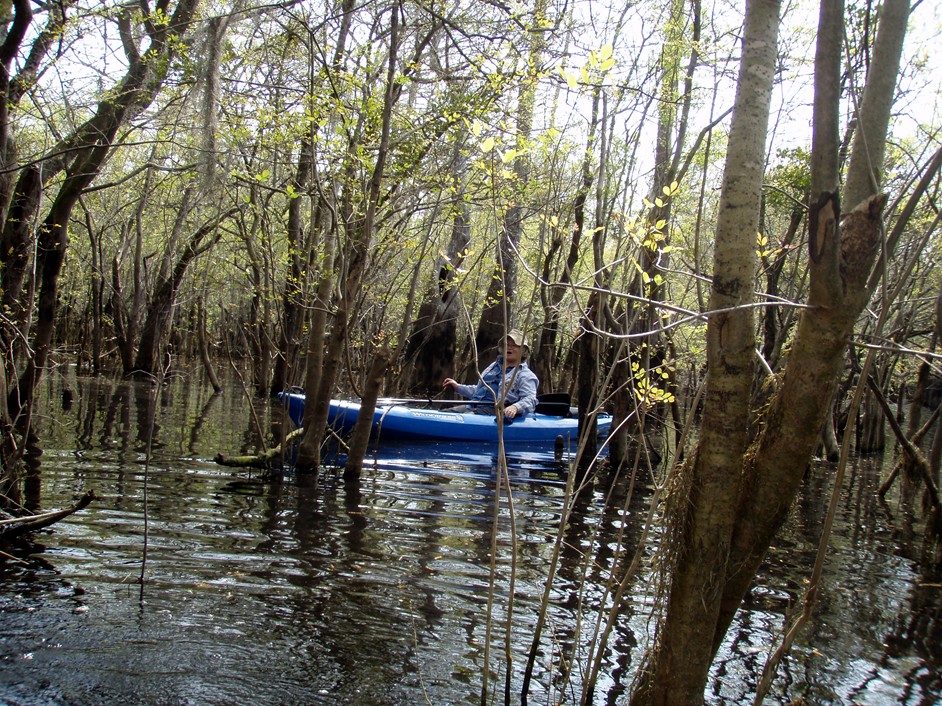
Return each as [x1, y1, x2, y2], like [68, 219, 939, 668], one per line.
[503, 338, 523, 365]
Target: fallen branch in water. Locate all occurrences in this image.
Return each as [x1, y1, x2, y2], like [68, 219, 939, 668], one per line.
[0, 491, 97, 540]
[214, 427, 304, 468]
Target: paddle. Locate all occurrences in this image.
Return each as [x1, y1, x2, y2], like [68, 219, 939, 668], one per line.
[373, 394, 573, 417]
[375, 397, 490, 408]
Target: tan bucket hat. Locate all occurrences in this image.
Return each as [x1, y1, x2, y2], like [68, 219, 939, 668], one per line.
[506, 329, 527, 347]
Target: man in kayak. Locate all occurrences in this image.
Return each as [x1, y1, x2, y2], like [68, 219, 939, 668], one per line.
[442, 329, 540, 418]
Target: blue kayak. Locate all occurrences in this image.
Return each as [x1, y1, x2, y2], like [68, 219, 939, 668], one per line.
[278, 392, 612, 443]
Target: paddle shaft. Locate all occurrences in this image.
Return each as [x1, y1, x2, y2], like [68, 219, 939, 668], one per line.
[376, 397, 491, 407]
[374, 396, 572, 417]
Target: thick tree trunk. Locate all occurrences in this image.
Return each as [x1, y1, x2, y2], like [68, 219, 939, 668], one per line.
[716, 194, 887, 649]
[711, 0, 911, 666]
[402, 204, 470, 395]
[0, 165, 41, 356]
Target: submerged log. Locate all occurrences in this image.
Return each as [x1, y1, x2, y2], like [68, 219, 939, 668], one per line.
[214, 427, 303, 468]
[0, 490, 97, 540]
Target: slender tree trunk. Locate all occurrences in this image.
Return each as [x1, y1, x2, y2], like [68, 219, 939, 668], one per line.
[842, 0, 910, 210]
[612, 0, 700, 467]
[534, 89, 598, 391]
[344, 346, 392, 479]
[114, 165, 156, 374]
[198, 297, 223, 393]
[271, 138, 313, 395]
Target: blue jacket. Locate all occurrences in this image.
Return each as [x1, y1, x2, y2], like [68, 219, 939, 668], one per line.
[454, 359, 540, 415]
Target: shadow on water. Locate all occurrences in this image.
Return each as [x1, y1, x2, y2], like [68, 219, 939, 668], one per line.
[0, 369, 940, 705]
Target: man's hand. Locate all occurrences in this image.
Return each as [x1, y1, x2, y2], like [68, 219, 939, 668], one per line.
[505, 404, 519, 419]
[443, 378, 458, 390]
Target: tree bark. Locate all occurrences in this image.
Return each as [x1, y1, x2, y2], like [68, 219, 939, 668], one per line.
[842, 0, 911, 209]
[344, 346, 392, 480]
[271, 138, 314, 396]
[402, 147, 471, 395]
[534, 89, 598, 391]
[710, 0, 912, 669]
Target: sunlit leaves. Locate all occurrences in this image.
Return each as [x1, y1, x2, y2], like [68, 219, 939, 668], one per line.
[630, 347, 677, 408]
[557, 42, 616, 90]
[589, 44, 616, 73]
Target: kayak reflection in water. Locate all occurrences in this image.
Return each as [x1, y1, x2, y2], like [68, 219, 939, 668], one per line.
[442, 329, 540, 419]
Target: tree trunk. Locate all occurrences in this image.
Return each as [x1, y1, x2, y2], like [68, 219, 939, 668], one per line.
[714, 0, 909, 675]
[634, 0, 781, 701]
[295, 201, 336, 467]
[3, 0, 202, 420]
[534, 89, 598, 391]
[344, 346, 392, 480]
[842, 0, 910, 209]
[271, 137, 313, 395]
[474, 0, 547, 360]
[402, 206, 470, 395]
[296, 7, 404, 473]
[198, 297, 223, 393]
[715, 195, 887, 648]
[133, 208, 238, 377]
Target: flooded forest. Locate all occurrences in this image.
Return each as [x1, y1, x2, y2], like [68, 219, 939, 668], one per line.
[1, 0, 941, 704]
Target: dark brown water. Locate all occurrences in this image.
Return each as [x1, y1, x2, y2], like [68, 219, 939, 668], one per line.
[1, 369, 939, 705]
